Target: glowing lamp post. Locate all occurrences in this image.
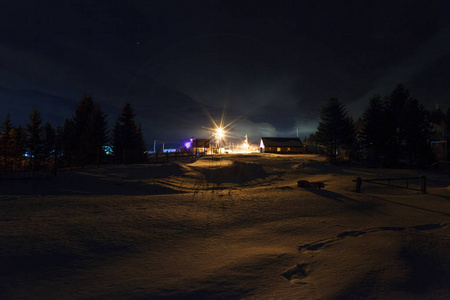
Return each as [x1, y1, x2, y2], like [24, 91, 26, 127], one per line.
[215, 127, 224, 151]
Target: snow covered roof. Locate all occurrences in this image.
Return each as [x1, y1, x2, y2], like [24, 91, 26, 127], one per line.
[260, 137, 303, 147]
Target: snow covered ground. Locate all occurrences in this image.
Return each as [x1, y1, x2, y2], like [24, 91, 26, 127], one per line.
[1, 154, 450, 299]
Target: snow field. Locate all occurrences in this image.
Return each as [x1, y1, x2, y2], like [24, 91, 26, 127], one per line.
[1, 154, 449, 299]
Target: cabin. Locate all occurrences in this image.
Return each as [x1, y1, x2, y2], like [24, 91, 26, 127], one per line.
[260, 137, 303, 154]
[192, 138, 210, 155]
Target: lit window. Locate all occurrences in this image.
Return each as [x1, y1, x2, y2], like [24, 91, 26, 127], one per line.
[277, 147, 281, 152]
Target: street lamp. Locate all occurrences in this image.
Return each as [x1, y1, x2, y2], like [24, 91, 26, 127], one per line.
[215, 127, 224, 149]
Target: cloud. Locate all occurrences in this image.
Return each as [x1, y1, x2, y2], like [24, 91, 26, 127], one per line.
[348, 26, 450, 116]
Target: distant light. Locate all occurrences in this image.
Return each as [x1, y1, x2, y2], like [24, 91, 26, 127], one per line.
[185, 141, 191, 149]
[103, 145, 113, 155]
[163, 148, 177, 153]
[216, 127, 224, 139]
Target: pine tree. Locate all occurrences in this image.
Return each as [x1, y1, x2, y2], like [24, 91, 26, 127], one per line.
[361, 94, 386, 163]
[316, 98, 355, 162]
[61, 118, 76, 166]
[383, 84, 410, 166]
[89, 103, 109, 167]
[113, 103, 146, 164]
[112, 119, 123, 164]
[26, 107, 44, 171]
[8, 126, 27, 171]
[65, 94, 109, 166]
[42, 122, 56, 162]
[73, 95, 95, 165]
[0, 113, 13, 170]
[401, 98, 432, 167]
[136, 124, 147, 162]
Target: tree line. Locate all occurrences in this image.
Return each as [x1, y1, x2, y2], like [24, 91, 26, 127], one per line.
[306, 84, 450, 167]
[0, 95, 146, 173]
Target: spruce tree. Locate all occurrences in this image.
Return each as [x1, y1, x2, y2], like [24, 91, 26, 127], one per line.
[401, 98, 432, 167]
[136, 124, 147, 162]
[42, 122, 56, 162]
[26, 107, 44, 171]
[61, 118, 76, 166]
[113, 103, 146, 164]
[66, 94, 108, 166]
[112, 119, 123, 164]
[73, 95, 95, 165]
[0, 113, 13, 169]
[316, 98, 354, 162]
[89, 103, 109, 167]
[383, 84, 410, 166]
[7, 126, 26, 171]
[361, 94, 386, 163]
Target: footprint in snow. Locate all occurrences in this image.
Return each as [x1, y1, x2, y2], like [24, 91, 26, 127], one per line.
[298, 223, 448, 252]
[282, 263, 309, 284]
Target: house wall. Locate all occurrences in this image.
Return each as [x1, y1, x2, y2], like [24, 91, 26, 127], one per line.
[263, 146, 303, 153]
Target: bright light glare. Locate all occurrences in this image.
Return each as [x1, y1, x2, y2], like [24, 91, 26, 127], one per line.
[216, 127, 224, 139]
[203, 106, 242, 148]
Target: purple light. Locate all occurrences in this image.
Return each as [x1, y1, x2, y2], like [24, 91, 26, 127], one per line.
[185, 142, 191, 149]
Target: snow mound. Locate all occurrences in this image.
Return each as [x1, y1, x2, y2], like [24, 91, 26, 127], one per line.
[193, 161, 268, 185]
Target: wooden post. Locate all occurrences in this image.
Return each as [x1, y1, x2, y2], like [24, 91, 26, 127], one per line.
[421, 176, 426, 194]
[356, 177, 362, 193]
[166, 152, 169, 162]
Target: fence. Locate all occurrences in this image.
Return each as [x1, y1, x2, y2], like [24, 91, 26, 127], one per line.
[353, 176, 426, 194]
[0, 152, 200, 179]
[148, 151, 198, 163]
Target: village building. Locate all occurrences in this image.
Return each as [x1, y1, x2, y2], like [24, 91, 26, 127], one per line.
[192, 138, 210, 155]
[259, 137, 304, 154]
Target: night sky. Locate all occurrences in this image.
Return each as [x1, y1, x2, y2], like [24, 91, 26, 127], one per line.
[2, 0, 450, 148]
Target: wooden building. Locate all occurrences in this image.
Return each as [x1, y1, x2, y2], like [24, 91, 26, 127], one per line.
[192, 138, 210, 155]
[260, 137, 303, 154]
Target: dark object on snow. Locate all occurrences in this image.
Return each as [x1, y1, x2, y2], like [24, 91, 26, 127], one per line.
[297, 180, 325, 189]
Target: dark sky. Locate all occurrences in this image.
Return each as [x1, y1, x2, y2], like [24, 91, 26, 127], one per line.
[1, 0, 450, 147]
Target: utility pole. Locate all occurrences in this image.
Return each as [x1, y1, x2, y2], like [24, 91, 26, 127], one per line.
[154, 140, 157, 153]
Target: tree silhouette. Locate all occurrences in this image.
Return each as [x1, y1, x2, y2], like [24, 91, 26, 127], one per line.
[26, 107, 44, 171]
[8, 126, 27, 171]
[0, 113, 13, 170]
[401, 98, 432, 167]
[61, 118, 76, 166]
[316, 98, 355, 162]
[72, 95, 95, 165]
[42, 122, 56, 163]
[383, 84, 410, 166]
[361, 94, 386, 163]
[113, 103, 146, 164]
[136, 123, 147, 162]
[64, 94, 109, 167]
[361, 85, 434, 167]
[88, 103, 109, 167]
